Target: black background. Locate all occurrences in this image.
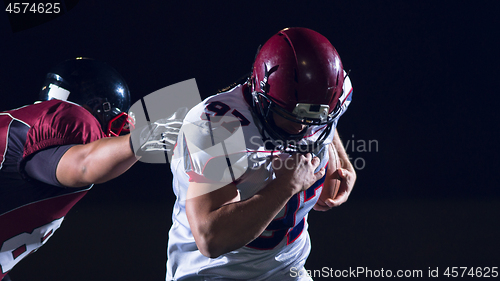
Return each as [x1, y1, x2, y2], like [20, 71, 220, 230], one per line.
[1, 1, 499, 280]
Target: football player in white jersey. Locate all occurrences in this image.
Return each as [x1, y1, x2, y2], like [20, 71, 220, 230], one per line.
[166, 27, 356, 280]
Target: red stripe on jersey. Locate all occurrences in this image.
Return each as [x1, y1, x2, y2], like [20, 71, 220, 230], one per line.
[0, 114, 15, 168]
[341, 88, 353, 107]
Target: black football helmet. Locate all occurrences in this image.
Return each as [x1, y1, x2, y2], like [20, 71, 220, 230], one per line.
[39, 57, 134, 136]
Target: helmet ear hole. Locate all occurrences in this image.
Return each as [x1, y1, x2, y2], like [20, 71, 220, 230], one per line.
[103, 102, 111, 112]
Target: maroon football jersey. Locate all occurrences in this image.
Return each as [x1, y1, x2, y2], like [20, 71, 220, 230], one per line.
[0, 100, 104, 278]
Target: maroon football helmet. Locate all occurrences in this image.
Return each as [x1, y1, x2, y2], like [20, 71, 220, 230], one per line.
[251, 27, 344, 149]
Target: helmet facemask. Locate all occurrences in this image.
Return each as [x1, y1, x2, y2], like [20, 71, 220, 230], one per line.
[105, 108, 135, 137]
[78, 97, 135, 137]
[251, 89, 340, 153]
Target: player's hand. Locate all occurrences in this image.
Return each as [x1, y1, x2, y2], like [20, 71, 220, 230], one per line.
[272, 153, 325, 195]
[132, 107, 188, 159]
[328, 167, 356, 207]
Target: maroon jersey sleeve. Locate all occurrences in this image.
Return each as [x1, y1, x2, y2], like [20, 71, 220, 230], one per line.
[22, 100, 105, 159]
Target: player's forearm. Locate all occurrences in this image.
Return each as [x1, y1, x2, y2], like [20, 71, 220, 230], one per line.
[333, 129, 355, 174]
[57, 135, 137, 187]
[189, 178, 294, 258]
[85, 134, 137, 184]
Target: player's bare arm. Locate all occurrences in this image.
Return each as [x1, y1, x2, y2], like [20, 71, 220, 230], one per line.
[186, 153, 325, 258]
[313, 140, 342, 211]
[330, 128, 356, 206]
[56, 134, 138, 187]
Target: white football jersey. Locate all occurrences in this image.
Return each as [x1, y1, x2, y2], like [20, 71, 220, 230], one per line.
[167, 78, 352, 280]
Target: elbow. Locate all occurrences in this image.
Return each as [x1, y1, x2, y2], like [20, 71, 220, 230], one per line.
[74, 158, 95, 186]
[57, 161, 93, 188]
[194, 232, 227, 258]
[55, 145, 93, 187]
[191, 221, 241, 258]
[199, 246, 222, 259]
